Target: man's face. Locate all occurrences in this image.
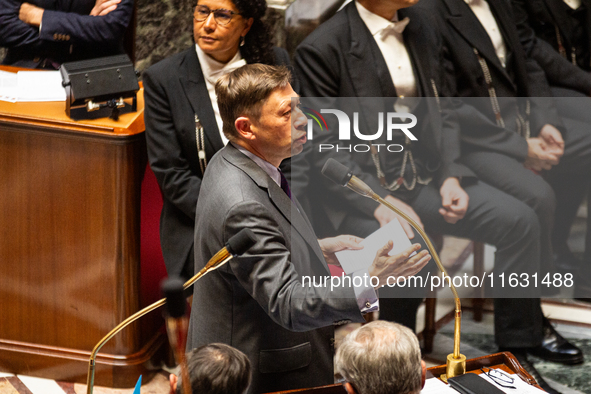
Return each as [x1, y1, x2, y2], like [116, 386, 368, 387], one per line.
[250, 84, 307, 163]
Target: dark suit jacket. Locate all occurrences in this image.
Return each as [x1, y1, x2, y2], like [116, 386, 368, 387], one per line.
[188, 144, 364, 394]
[424, 0, 564, 160]
[512, 0, 591, 79]
[0, 0, 133, 67]
[293, 2, 476, 231]
[143, 46, 292, 278]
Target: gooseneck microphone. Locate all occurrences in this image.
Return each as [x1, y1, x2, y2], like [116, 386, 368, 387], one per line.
[86, 229, 258, 394]
[322, 158, 466, 381]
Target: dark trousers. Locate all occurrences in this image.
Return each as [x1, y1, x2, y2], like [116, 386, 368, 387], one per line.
[463, 114, 591, 296]
[338, 180, 544, 348]
[549, 88, 591, 289]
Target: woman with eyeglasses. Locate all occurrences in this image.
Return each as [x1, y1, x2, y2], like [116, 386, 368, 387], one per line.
[143, 0, 294, 282]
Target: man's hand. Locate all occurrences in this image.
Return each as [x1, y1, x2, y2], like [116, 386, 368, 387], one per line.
[539, 124, 565, 158]
[318, 235, 364, 266]
[368, 242, 431, 288]
[439, 177, 469, 224]
[525, 137, 560, 171]
[374, 195, 423, 239]
[90, 0, 121, 16]
[19, 3, 44, 27]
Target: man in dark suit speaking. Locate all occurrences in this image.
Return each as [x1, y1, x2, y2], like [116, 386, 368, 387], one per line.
[187, 64, 431, 394]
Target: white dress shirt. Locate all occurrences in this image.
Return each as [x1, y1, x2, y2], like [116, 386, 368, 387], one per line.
[563, 0, 581, 9]
[356, 1, 417, 98]
[196, 45, 247, 145]
[233, 142, 379, 314]
[464, 0, 508, 67]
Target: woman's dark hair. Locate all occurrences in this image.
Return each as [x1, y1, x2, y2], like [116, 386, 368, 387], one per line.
[233, 0, 276, 65]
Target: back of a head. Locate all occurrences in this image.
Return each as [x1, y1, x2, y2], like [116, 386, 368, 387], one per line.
[178, 343, 251, 394]
[335, 321, 422, 394]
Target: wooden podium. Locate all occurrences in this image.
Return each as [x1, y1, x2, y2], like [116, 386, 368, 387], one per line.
[266, 352, 542, 393]
[0, 66, 164, 387]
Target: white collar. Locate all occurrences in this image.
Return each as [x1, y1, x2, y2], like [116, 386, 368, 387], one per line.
[356, 1, 401, 36]
[195, 45, 246, 84]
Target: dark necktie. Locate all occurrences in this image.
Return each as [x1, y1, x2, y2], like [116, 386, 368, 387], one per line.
[279, 171, 291, 199]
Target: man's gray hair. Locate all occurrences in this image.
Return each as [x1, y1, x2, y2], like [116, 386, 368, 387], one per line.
[335, 320, 422, 394]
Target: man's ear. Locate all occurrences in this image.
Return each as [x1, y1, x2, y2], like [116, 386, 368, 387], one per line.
[169, 373, 178, 394]
[235, 116, 255, 141]
[421, 360, 427, 389]
[343, 382, 357, 394]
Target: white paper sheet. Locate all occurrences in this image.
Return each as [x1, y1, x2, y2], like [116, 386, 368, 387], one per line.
[16, 71, 66, 102]
[421, 373, 546, 393]
[0, 70, 18, 102]
[335, 218, 413, 274]
[479, 373, 547, 393]
[421, 378, 458, 393]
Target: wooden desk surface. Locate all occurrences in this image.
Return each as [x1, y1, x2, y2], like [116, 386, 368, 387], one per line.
[0, 65, 144, 137]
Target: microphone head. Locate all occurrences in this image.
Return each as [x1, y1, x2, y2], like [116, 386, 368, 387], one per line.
[322, 158, 352, 187]
[162, 277, 186, 319]
[226, 228, 257, 256]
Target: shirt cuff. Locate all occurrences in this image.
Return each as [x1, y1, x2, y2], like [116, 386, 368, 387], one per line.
[352, 270, 379, 314]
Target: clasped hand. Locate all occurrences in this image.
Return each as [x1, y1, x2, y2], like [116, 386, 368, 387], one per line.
[525, 125, 564, 171]
[19, 0, 121, 27]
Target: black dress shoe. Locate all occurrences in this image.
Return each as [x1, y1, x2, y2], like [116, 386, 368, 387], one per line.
[505, 350, 562, 394]
[527, 318, 584, 365]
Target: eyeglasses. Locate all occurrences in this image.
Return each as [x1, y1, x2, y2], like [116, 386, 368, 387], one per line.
[194, 5, 240, 26]
[480, 367, 516, 389]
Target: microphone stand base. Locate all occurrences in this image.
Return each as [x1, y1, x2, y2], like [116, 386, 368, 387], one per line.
[440, 353, 467, 383]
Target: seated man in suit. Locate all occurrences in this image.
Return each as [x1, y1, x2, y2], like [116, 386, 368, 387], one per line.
[511, 0, 591, 96]
[0, 0, 133, 68]
[336, 321, 426, 394]
[188, 63, 431, 394]
[422, 0, 591, 391]
[169, 343, 251, 394]
[511, 0, 591, 281]
[293, 0, 567, 387]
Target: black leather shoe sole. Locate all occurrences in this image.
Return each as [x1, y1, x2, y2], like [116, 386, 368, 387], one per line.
[527, 348, 584, 365]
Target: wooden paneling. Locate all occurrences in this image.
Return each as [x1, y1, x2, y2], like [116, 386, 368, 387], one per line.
[0, 67, 163, 387]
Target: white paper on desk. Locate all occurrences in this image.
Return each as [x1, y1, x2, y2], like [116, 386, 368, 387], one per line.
[16, 71, 66, 102]
[479, 373, 547, 393]
[0, 70, 18, 102]
[335, 219, 413, 274]
[421, 378, 458, 393]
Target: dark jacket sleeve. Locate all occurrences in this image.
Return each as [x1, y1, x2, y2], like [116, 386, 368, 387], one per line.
[426, 16, 477, 184]
[0, 0, 133, 48]
[40, 0, 133, 44]
[294, 42, 390, 219]
[511, 0, 591, 96]
[0, 0, 44, 48]
[143, 66, 202, 220]
[501, 0, 565, 135]
[225, 201, 364, 332]
[435, 11, 530, 161]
